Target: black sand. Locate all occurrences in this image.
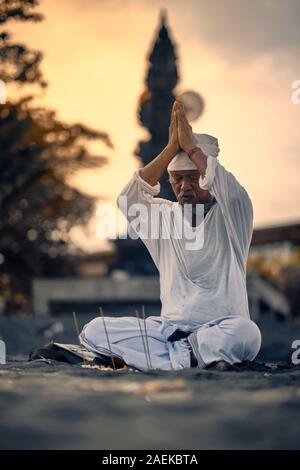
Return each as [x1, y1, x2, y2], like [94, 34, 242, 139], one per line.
[0, 312, 300, 449]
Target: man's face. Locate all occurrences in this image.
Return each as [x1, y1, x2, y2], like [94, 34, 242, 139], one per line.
[169, 170, 212, 206]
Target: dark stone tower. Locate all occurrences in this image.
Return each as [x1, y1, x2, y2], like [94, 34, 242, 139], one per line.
[109, 10, 179, 276]
[134, 9, 179, 201]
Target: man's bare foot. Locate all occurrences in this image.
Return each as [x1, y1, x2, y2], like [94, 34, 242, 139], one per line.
[206, 360, 231, 371]
[190, 350, 198, 367]
[111, 356, 127, 369]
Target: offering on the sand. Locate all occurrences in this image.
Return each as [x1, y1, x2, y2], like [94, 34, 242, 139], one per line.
[81, 363, 130, 371]
[0, 338, 6, 364]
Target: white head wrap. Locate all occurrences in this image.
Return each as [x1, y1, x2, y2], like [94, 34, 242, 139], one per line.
[167, 133, 220, 172]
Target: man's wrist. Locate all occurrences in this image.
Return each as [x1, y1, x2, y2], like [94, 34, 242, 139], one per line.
[166, 143, 179, 156]
[187, 146, 206, 160]
[186, 145, 198, 157]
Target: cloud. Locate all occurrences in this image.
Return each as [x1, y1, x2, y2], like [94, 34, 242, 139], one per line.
[138, 0, 300, 66]
[59, 0, 300, 63]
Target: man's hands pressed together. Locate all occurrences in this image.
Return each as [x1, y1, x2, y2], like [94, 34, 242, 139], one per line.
[140, 98, 207, 186]
[168, 98, 197, 155]
[175, 99, 196, 155]
[168, 100, 180, 154]
[139, 100, 180, 186]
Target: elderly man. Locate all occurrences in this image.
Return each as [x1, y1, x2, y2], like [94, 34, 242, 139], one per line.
[79, 99, 261, 371]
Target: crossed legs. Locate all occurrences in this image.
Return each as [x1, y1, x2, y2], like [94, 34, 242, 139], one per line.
[188, 316, 262, 368]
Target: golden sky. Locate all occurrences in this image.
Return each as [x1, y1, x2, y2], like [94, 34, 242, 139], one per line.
[8, 0, 300, 251]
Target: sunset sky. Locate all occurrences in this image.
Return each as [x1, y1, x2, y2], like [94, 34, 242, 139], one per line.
[8, 0, 300, 251]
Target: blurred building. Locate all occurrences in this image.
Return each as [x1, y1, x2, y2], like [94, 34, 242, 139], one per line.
[248, 221, 300, 321]
[251, 221, 300, 247]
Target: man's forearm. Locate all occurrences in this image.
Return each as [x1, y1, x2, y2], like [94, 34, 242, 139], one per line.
[139, 144, 178, 186]
[187, 147, 208, 177]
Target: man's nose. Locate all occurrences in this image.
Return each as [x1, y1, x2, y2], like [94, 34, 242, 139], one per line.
[180, 178, 193, 191]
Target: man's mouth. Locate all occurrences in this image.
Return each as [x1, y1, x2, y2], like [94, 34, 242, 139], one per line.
[179, 191, 195, 202]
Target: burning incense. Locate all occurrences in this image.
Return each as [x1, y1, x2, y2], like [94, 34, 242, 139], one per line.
[99, 306, 116, 370]
[142, 305, 152, 369]
[135, 309, 150, 370]
[72, 311, 81, 345]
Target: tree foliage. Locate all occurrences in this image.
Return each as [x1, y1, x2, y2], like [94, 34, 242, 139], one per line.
[0, 0, 112, 314]
[0, 0, 46, 87]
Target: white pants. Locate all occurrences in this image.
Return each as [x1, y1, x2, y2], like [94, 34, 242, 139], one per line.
[79, 315, 261, 372]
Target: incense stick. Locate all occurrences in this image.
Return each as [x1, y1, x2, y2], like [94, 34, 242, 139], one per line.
[99, 306, 116, 370]
[72, 311, 80, 345]
[135, 309, 150, 370]
[142, 305, 152, 369]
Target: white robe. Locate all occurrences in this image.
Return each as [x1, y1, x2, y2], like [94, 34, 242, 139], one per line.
[79, 156, 261, 370]
[117, 155, 253, 327]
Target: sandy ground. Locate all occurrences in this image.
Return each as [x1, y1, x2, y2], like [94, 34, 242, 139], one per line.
[0, 312, 300, 450]
[0, 360, 300, 450]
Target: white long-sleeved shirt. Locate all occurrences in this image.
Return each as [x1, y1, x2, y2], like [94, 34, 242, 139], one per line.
[117, 155, 253, 328]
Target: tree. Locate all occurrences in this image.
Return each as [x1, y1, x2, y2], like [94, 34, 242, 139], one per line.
[0, 0, 113, 314]
[0, 0, 46, 87]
